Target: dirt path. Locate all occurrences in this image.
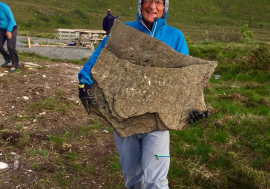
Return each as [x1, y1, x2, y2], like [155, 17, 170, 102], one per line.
[0, 61, 123, 189]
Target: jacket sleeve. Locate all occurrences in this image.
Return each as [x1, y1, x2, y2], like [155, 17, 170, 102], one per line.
[177, 33, 189, 56]
[3, 4, 16, 32]
[78, 36, 109, 86]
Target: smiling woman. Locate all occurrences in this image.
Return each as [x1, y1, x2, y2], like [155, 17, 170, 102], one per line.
[141, 0, 164, 29]
[78, 0, 190, 188]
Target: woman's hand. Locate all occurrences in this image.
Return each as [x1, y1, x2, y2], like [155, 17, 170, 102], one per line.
[6, 32, 12, 39]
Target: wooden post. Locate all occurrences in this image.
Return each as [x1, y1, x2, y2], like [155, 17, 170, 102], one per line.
[76, 32, 82, 48]
[27, 36, 31, 48]
[90, 40, 94, 50]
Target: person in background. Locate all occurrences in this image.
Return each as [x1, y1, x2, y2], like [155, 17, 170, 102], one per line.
[78, 0, 209, 188]
[0, 2, 19, 72]
[102, 9, 116, 35]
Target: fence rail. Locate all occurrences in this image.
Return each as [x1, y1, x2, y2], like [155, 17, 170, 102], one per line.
[54, 28, 90, 42]
[54, 28, 106, 49]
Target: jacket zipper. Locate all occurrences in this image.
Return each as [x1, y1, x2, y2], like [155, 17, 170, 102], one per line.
[151, 21, 157, 37]
[140, 20, 158, 37]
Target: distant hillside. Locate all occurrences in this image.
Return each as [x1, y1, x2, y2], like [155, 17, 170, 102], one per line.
[3, 0, 270, 42]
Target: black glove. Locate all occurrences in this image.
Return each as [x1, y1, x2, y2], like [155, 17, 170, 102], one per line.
[189, 108, 210, 125]
[78, 83, 98, 114]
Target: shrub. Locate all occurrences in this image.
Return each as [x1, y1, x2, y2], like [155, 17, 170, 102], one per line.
[58, 17, 71, 25]
[211, 29, 240, 43]
[240, 24, 255, 43]
[73, 9, 87, 19]
[249, 45, 270, 71]
[202, 29, 210, 42]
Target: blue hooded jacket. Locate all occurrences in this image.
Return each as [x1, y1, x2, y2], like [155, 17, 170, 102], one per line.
[0, 2, 16, 32]
[78, 0, 189, 85]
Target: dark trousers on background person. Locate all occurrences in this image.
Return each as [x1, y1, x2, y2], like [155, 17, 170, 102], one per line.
[106, 29, 111, 35]
[0, 27, 19, 68]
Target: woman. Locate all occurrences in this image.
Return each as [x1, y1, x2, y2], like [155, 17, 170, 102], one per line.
[0, 2, 19, 72]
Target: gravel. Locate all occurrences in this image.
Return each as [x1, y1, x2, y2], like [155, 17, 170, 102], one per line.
[14, 36, 94, 61]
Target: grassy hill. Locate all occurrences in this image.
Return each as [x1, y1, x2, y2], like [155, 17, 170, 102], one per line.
[3, 0, 270, 42]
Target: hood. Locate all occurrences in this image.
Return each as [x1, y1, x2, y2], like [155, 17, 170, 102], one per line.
[137, 0, 169, 20]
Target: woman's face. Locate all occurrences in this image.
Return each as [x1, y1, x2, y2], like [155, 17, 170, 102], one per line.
[141, 0, 164, 27]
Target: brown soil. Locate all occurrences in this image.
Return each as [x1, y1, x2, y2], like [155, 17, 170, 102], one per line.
[0, 62, 124, 189]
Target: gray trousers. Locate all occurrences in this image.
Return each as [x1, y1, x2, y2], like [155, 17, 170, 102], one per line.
[114, 131, 170, 189]
[0, 27, 19, 68]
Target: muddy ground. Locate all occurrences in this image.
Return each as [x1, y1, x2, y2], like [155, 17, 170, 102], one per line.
[0, 62, 124, 189]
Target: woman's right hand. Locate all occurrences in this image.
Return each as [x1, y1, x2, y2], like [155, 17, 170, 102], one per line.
[6, 32, 12, 39]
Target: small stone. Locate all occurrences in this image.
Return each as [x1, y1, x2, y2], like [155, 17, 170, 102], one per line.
[42, 75, 46, 78]
[103, 130, 109, 133]
[39, 112, 46, 116]
[23, 96, 29, 100]
[230, 85, 240, 88]
[14, 160, 19, 170]
[213, 74, 221, 79]
[0, 162, 8, 170]
[68, 97, 77, 102]
[33, 119, 37, 123]
[11, 106, 15, 109]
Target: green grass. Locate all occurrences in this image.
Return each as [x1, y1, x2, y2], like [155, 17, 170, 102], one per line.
[15, 115, 30, 121]
[168, 42, 270, 188]
[14, 124, 23, 130]
[108, 155, 121, 171]
[27, 149, 50, 157]
[6, 0, 270, 42]
[47, 135, 66, 146]
[77, 119, 112, 136]
[27, 96, 71, 112]
[19, 52, 88, 65]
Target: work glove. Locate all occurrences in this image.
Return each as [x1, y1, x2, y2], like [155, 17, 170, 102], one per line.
[189, 108, 210, 125]
[78, 83, 98, 114]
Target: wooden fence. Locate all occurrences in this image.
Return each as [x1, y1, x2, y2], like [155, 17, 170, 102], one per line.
[54, 28, 84, 42]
